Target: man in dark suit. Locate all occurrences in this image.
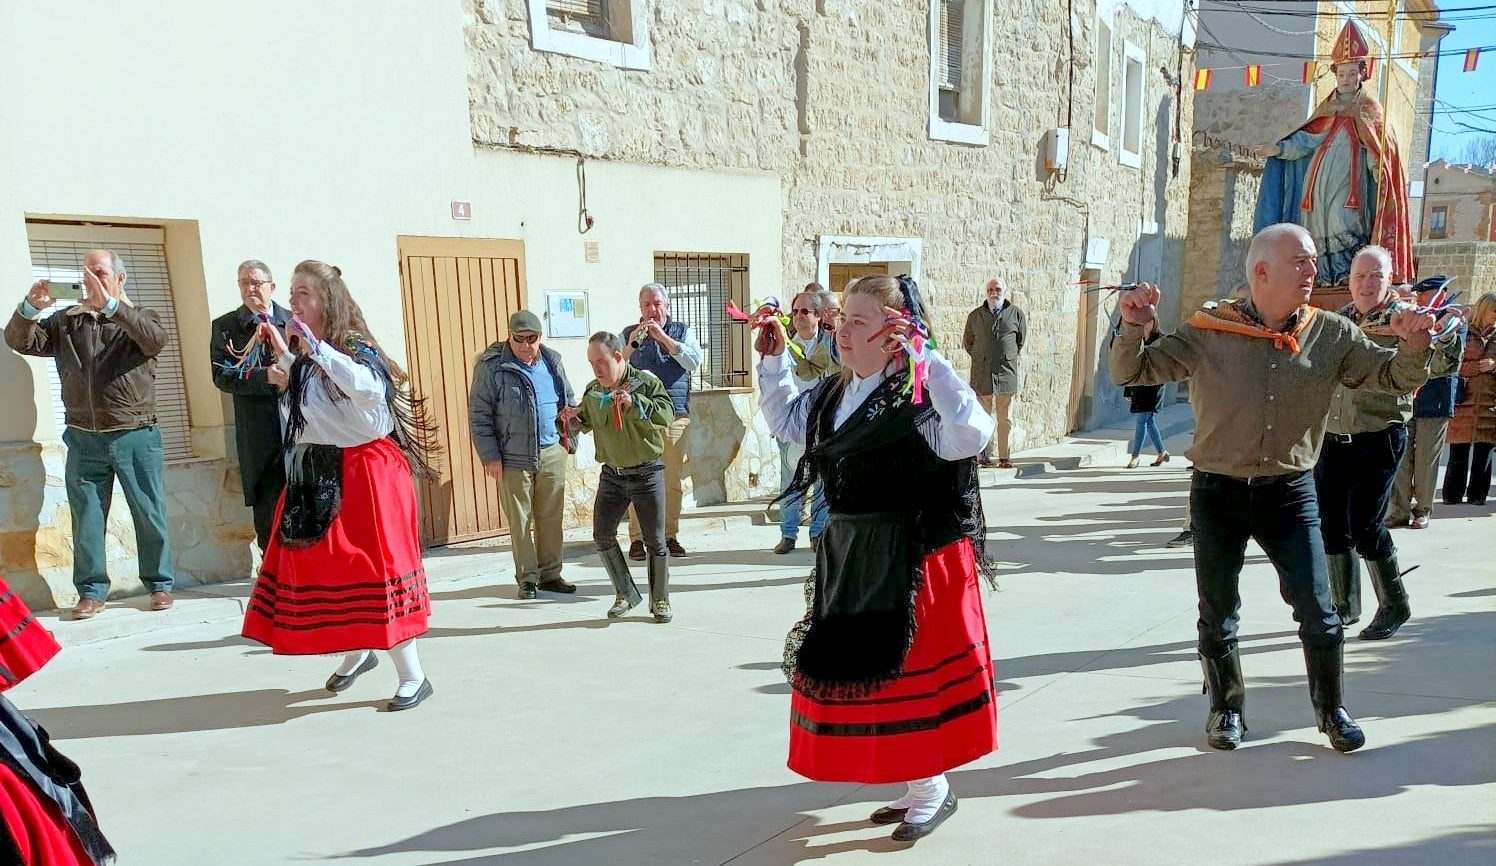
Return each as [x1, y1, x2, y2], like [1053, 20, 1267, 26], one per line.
[210, 260, 291, 552]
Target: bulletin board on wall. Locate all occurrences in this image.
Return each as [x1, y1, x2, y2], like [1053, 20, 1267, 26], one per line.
[545, 291, 590, 338]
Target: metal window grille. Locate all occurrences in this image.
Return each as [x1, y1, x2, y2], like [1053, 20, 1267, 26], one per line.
[27, 230, 195, 462]
[652, 252, 750, 389]
[547, 0, 611, 39]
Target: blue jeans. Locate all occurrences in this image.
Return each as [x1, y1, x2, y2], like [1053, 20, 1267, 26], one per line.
[63, 426, 175, 600]
[1129, 412, 1165, 457]
[1190, 470, 1342, 656]
[777, 439, 827, 541]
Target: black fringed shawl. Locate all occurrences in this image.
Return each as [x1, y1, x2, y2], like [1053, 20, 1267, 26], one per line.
[0, 695, 115, 865]
[278, 334, 441, 547]
[779, 368, 992, 701]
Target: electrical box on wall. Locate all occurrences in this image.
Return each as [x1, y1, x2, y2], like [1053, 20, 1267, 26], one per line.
[1044, 128, 1070, 173]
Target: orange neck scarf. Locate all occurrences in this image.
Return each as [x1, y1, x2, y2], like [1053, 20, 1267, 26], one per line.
[1188, 300, 1318, 355]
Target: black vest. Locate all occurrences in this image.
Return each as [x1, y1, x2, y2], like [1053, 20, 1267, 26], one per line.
[623, 319, 690, 415]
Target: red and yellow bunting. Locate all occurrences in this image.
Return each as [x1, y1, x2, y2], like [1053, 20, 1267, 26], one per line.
[1465, 48, 1481, 73]
[1245, 65, 1261, 87]
[1302, 61, 1317, 84]
[1194, 69, 1211, 91]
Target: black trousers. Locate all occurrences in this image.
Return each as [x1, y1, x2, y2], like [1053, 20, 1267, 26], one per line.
[1191, 470, 1343, 657]
[1443, 442, 1494, 504]
[1313, 426, 1406, 561]
[593, 463, 666, 556]
[250, 458, 288, 553]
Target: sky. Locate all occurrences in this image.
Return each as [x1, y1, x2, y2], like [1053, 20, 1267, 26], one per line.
[1427, 9, 1496, 161]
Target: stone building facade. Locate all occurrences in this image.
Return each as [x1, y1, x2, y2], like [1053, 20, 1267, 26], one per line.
[1420, 161, 1496, 243]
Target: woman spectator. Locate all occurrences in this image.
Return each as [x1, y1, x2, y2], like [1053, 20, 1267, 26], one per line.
[1445, 293, 1496, 506]
[241, 261, 440, 711]
[1124, 381, 1168, 468]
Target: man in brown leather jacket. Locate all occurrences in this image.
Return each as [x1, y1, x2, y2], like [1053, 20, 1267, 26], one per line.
[5, 249, 176, 619]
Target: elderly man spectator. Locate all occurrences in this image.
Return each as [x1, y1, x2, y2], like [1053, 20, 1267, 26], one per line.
[1315, 247, 1462, 642]
[210, 260, 292, 554]
[565, 331, 676, 622]
[962, 278, 1026, 468]
[621, 283, 703, 559]
[470, 310, 578, 600]
[6, 250, 175, 619]
[1111, 223, 1436, 754]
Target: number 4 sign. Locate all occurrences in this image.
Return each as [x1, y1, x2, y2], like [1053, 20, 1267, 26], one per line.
[451, 201, 472, 220]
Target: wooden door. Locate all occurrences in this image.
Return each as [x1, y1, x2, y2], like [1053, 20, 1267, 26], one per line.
[398, 236, 525, 546]
[827, 262, 889, 293]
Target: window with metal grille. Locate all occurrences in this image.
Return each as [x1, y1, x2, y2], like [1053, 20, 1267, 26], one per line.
[26, 225, 195, 462]
[548, 0, 612, 40]
[652, 252, 751, 390]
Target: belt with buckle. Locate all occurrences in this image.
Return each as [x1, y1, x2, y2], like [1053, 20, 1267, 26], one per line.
[605, 460, 663, 477]
[1326, 432, 1354, 444]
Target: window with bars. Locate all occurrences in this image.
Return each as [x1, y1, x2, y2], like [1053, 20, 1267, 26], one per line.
[26, 226, 195, 462]
[652, 252, 751, 390]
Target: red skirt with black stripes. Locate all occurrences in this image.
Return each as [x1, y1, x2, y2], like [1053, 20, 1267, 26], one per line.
[788, 538, 998, 784]
[0, 578, 60, 691]
[242, 438, 429, 655]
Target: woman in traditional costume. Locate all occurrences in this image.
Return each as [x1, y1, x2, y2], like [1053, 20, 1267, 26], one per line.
[241, 261, 439, 712]
[0, 576, 116, 864]
[757, 274, 998, 843]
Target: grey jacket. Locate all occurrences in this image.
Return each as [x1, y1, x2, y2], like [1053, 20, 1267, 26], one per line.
[962, 301, 1026, 395]
[469, 342, 576, 472]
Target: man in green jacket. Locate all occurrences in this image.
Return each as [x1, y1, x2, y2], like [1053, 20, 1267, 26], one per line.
[563, 331, 676, 622]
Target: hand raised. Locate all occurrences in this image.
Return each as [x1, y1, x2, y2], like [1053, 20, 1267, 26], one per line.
[1118, 282, 1161, 326]
[1389, 309, 1436, 350]
[25, 280, 55, 311]
[256, 321, 291, 357]
[79, 269, 110, 311]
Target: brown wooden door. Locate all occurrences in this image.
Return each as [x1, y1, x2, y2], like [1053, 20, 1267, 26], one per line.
[827, 262, 889, 293]
[398, 236, 526, 546]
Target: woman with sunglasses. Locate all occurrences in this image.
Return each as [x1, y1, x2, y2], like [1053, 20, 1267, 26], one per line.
[770, 285, 840, 554]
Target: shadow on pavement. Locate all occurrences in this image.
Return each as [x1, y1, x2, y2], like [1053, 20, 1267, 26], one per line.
[26, 689, 386, 737]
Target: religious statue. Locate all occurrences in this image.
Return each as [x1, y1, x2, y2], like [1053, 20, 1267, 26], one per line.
[1253, 20, 1413, 285]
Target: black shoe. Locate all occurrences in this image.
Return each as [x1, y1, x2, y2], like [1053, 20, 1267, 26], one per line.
[1318, 707, 1366, 753]
[517, 582, 538, 600]
[773, 538, 796, 554]
[1471, 499, 1488, 506]
[666, 537, 689, 558]
[628, 540, 646, 561]
[1166, 530, 1195, 548]
[537, 578, 576, 594]
[869, 806, 908, 825]
[386, 679, 433, 712]
[1206, 710, 1245, 750]
[325, 652, 378, 693]
[890, 792, 957, 842]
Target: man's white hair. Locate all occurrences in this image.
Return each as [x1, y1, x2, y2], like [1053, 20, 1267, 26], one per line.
[1244, 223, 1312, 284]
[1351, 245, 1392, 270]
[639, 282, 669, 304]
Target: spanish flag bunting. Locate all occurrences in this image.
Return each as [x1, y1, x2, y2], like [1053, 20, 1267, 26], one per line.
[1465, 48, 1480, 73]
[1194, 68, 1211, 91]
[1302, 61, 1316, 84]
[1367, 57, 1376, 76]
[1245, 65, 1261, 87]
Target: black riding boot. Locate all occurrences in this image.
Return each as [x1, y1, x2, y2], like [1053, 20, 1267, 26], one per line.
[1303, 644, 1365, 753]
[1200, 647, 1247, 750]
[1325, 552, 1361, 626]
[599, 547, 641, 618]
[647, 552, 671, 623]
[1358, 555, 1411, 641]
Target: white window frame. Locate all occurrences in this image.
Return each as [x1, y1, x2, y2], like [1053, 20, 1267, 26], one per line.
[526, 0, 650, 71]
[928, 0, 992, 146]
[1119, 40, 1146, 169]
[815, 235, 924, 288]
[1093, 14, 1113, 151]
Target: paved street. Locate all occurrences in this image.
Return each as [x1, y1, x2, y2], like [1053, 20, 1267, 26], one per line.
[9, 416, 1495, 865]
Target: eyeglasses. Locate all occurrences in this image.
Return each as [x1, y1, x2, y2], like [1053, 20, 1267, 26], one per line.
[792, 308, 816, 315]
[238, 278, 271, 290]
[511, 333, 540, 344]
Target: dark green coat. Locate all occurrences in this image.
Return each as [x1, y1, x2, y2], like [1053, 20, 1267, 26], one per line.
[962, 301, 1026, 395]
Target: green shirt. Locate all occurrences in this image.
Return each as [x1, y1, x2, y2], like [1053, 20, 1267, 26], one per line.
[1110, 303, 1432, 479]
[576, 364, 674, 468]
[1325, 301, 1464, 435]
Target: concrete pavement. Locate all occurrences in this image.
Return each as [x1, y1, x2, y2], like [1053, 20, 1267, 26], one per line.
[8, 407, 1494, 865]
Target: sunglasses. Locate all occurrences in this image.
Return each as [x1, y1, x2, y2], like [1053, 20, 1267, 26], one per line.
[792, 308, 816, 315]
[511, 333, 540, 344]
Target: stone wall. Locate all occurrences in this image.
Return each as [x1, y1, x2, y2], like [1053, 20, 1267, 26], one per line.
[1183, 150, 1262, 310]
[1193, 84, 1311, 150]
[0, 441, 252, 610]
[1412, 241, 1496, 300]
[463, 0, 1196, 444]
